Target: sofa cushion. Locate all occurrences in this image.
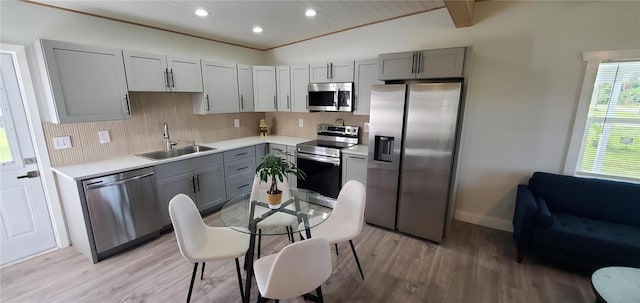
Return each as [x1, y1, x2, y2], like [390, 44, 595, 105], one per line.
[528, 172, 640, 227]
[535, 197, 553, 226]
[532, 213, 640, 267]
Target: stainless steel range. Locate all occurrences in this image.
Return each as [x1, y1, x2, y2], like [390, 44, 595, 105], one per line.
[297, 124, 359, 198]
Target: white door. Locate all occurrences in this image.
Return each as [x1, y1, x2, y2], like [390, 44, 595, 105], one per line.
[0, 53, 56, 265]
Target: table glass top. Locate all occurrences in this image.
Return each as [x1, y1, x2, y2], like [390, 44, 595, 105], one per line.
[220, 188, 335, 235]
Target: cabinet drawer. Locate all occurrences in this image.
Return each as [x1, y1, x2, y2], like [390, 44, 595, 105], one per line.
[225, 157, 256, 180]
[226, 175, 254, 198]
[155, 153, 222, 179]
[223, 146, 255, 163]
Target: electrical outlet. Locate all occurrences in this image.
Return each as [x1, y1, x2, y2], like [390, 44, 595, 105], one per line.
[53, 136, 72, 149]
[234, 119, 240, 128]
[98, 130, 111, 144]
[299, 119, 304, 128]
[364, 123, 370, 133]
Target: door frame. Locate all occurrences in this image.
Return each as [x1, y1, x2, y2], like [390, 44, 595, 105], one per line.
[1, 43, 69, 249]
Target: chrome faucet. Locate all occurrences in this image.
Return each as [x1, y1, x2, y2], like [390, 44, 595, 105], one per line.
[163, 122, 177, 151]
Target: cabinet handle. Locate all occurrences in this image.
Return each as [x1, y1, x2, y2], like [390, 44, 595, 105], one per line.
[287, 95, 290, 109]
[235, 152, 249, 157]
[411, 52, 416, 74]
[237, 184, 250, 189]
[195, 174, 200, 192]
[350, 156, 366, 160]
[164, 68, 170, 87]
[330, 63, 334, 79]
[124, 94, 131, 115]
[326, 63, 329, 79]
[417, 52, 422, 74]
[236, 166, 249, 172]
[306, 94, 309, 109]
[274, 95, 277, 109]
[191, 176, 196, 193]
[240, 95, 244, 110]
[170, 68, 175, 87]
[206, 94, 210, 111]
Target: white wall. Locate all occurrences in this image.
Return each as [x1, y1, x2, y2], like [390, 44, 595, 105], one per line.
[268, 1, 640, 231]
[0, 1, 267, 65]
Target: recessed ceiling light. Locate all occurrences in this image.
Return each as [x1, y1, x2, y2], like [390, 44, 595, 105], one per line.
[253, 26, 263, 33]
[305, 9, 317, 17]
[194, 8, 209, 17]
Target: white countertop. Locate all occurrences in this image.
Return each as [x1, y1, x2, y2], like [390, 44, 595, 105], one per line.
[342, 145, 368, 156]
[52, 136, 311, 181]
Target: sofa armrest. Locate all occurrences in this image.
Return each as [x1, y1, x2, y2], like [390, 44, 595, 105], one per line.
[513, 184, 539, 253]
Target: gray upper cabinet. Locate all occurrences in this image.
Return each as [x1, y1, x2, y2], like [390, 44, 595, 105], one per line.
[123, 50, 203, 92]
[276, 66, 291, 112]
[378, 47, 466, 80]
[237, 64, 255, 112]
[252, 66, 277, 112]
[354, 59, 383, 116]
[309, 61, 354, 83]
[290, 65, 309, 113]
[194, 61, 239, 114]
[30, 39, 131, 124]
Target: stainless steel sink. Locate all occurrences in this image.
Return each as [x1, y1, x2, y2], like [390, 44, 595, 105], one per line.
[137, 145, 216, 160]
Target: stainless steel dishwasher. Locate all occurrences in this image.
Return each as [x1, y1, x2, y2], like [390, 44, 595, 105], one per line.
[82, 167, 162, 256]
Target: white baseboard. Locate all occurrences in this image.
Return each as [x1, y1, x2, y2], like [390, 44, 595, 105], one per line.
[454, 210, 513, 232]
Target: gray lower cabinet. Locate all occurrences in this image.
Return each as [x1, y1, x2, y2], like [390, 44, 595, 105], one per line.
[155, 153, 225, 226]
[255, 143, 267, 166]
[342, 153, 368, 187]
[224, 147, 257, 199]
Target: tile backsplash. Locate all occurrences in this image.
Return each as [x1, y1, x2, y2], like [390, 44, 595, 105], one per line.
[43, 93, 263, 166]
[265, 112, 369, 145]
[42, 92, 370, 167]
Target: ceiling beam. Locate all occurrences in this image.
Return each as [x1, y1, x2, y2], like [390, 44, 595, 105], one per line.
[444, 0, 475, 28]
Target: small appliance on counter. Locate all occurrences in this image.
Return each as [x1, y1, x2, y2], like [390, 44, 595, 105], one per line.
[296, 124, 359, 198]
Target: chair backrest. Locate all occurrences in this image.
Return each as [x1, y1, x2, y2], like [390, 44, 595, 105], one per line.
[262, 237, 331, 299]
[250, 174, 290, 203]
[168, 194, 207, 262]
[329, 180, 367, 236]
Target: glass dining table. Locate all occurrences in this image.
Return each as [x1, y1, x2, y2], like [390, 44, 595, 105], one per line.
[220, 188, 335, 303]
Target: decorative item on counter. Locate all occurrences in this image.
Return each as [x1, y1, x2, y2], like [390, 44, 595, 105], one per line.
[255, 149, 306, 209]
[259, 119, 268, 137]
[334, 118, 344, 126]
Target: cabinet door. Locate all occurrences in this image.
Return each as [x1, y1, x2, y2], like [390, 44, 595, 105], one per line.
[156, 172, 196, 226]
[252, 66, 277, 112]
[123, 50, 168, 92]
[330, 61, 354, 82]
[40, 40, 131, 123]
[167, 56, 203, 92]
[309, 63, 329, 83]
[255, 144, 267, 166]
[416, 47, 465, 79]
[290, 65, 309, 113]
[354, 59, 383, 116]
[200, 61, 239, 114]
[237, 64, 255, 112]
[378, 51, 416, 81]
[342, 154, 368, 187]
[194, 164, 227, 211]
[276, 66, 291, 112]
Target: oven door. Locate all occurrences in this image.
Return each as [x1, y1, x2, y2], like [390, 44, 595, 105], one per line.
[297, 153, 341, 198]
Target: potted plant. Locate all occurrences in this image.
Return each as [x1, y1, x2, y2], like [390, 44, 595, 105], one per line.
[256, 149, 306, 208]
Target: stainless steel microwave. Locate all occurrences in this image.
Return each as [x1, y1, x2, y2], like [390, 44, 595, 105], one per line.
[308, 82, 353, 112]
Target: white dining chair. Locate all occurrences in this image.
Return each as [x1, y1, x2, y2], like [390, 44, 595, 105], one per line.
[250, 175, 298, 257]
[253, 237, 332, 302]
[302, 180, 367, 280]
[169, 194, 249, 303]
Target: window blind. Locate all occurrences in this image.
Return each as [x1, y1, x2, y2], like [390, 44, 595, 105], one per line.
[576, 60, 640, 181]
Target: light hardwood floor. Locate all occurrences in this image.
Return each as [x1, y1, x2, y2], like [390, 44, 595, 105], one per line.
[0, 215, 594, 303]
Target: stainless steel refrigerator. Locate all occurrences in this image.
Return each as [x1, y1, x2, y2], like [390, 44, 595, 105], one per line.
[365, 82, 463, 242]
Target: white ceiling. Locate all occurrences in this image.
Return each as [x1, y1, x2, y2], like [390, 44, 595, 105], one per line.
[30, 0, 447, 50]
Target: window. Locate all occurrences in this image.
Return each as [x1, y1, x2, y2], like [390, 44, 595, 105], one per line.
[568, 53, 640, 183]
